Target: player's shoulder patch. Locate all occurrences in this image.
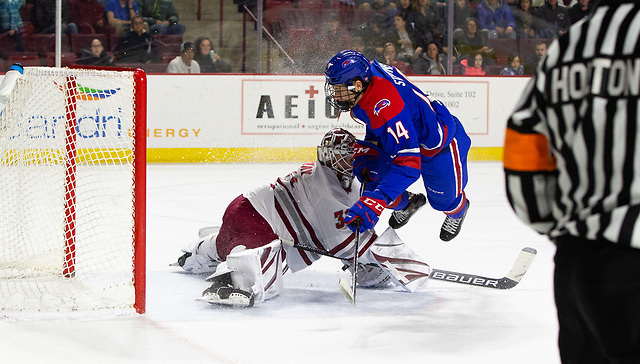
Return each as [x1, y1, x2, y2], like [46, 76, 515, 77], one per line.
[360, 77, 405, 129]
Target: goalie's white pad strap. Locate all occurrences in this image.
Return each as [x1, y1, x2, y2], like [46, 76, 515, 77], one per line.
[206, 240, 283, 305]
[369, 227, 431, 292]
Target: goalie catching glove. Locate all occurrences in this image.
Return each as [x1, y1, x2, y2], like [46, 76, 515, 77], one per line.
[345, 190, 388, 233]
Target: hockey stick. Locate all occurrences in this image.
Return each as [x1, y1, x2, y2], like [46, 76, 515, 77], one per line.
[428, 247, 537, 289]
[282, 241, 537, 291]
[338, 227, 359, 306]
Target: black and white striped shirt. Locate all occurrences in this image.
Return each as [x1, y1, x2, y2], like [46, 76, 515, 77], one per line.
[504, 0, 640, 249]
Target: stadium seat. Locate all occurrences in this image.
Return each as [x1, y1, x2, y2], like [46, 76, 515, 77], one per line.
[264, 0, 293, 33]
[7, 52, 41, 67]
[296, 0, 325, 9]
[154, 34, 183, 55]
[32, 34, 71, 56]
[489, 38, 518, 64]
[45, 52, 79, 67]
[143, 63, 168, 74]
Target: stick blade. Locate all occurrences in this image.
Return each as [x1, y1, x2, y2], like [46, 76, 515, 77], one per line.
[338, 278, 356, 306]
[500, 247, 537, 288]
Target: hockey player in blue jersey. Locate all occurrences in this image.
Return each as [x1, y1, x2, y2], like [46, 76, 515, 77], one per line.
[324, 50, 471, 241]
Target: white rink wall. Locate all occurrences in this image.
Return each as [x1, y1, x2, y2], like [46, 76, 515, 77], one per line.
[2, 72, 532, 162]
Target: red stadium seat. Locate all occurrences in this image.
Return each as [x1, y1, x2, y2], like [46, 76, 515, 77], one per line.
[31, 34, 71, 56]
[7, 52, 41, 67]
[45, 52, 79, 67]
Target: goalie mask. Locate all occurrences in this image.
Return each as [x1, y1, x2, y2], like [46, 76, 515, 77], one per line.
[317, 128, 356, 190]
[324, 50, 372, 112]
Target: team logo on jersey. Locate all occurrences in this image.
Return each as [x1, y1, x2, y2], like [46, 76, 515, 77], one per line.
[373, 99, 390, 116]
[54, 81, 120, 101]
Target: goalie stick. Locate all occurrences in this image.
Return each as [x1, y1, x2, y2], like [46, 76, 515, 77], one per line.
[338, 227, 359, 306]
[281, 240, 537, 291]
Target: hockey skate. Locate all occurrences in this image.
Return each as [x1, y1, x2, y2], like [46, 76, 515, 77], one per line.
[440, 200, 470, 242]
[389, 192, 427, 229]
[197, 272, 255, 308]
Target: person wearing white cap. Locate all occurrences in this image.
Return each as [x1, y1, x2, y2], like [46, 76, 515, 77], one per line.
[166, 41, 200, 74]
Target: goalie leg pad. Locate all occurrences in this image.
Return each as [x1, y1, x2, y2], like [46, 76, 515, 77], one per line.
[203, 240, 284, 306]
[369, 227, 432, 292]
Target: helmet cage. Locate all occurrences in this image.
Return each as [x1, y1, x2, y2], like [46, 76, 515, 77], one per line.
[317, 128, 356, 189]
[324, 81, 362, 112]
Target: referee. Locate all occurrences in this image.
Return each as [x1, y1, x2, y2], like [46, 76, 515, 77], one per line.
[503, 1, 640, 363]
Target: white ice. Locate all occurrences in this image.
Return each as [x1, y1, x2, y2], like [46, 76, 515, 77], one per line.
[0, 161, 560, 363]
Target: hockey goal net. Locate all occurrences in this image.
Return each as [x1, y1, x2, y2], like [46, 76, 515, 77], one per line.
[0, 66, 146, 313]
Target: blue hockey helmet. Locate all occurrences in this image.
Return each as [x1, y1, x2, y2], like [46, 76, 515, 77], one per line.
[324, 50, 372, 111]
[324, 50, 371, 86]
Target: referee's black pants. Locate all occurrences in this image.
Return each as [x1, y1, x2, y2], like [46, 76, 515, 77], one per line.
[554, 234, 640, 364]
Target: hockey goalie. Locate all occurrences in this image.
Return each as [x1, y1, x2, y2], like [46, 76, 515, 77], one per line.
[172, 128, 432, 307]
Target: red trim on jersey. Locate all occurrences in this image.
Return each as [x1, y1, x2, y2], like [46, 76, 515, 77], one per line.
[359, 76, 405, 129]
[451, 138, 463, 196]
[419, 122, 449, 157]
[275, 178, 327, 252]
[274, 197, 313, 265]
[394, 155, 421, 170]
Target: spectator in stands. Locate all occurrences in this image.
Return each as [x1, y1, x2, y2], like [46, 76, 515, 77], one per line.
[194, 36, 232, 73]
[76, 38, 114, 66]
[34, 0, 78, 41]
[69, 0, 106, 34]
[388, 13, 421, 63]
[382, 42, 413, 74]
[386, 0, 413, 27]
[314, 13, 351, 66]
[512, 0, 536, 39]
[499, 54, 523, 75]
[0, 0, 24, 52]
[408, 0, 444, 45]
[453, 17, 491, 59]
[533, 0, 570, 39]
[453, 0, 475, 31]
[460, 52, 486, 75]
[524, 39, 546, 74]
[139, 0, 185, 36]
[359, 0, 395, 11]
[475, 0, 516, 39]
[166, 41, 200, 73]
[354, 13, 390, 63]
[106, 0, 143, 36]
[568, 0, 591, 25]
[114, 15, 157, 63]
[413, 40, 446, 74]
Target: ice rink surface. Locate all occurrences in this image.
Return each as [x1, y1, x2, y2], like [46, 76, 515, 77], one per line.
[0, 161, 560, 363]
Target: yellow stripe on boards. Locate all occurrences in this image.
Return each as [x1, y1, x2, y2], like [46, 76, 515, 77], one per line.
[147, 147, 505, 163]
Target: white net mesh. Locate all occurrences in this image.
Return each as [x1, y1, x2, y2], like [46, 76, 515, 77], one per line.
[0, 67, 144, 312]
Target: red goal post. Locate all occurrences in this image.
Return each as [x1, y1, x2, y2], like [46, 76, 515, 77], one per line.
[0, 65, 146, 313]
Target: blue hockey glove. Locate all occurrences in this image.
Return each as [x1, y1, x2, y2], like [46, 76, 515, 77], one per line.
[353, 140, 380, 183]
[345, 190, 388, 233]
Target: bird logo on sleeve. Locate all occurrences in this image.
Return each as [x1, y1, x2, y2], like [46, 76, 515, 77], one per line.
[373, 99, 390, 116]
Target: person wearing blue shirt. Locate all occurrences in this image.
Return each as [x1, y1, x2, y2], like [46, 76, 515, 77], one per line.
[324, 50, 471, 241]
